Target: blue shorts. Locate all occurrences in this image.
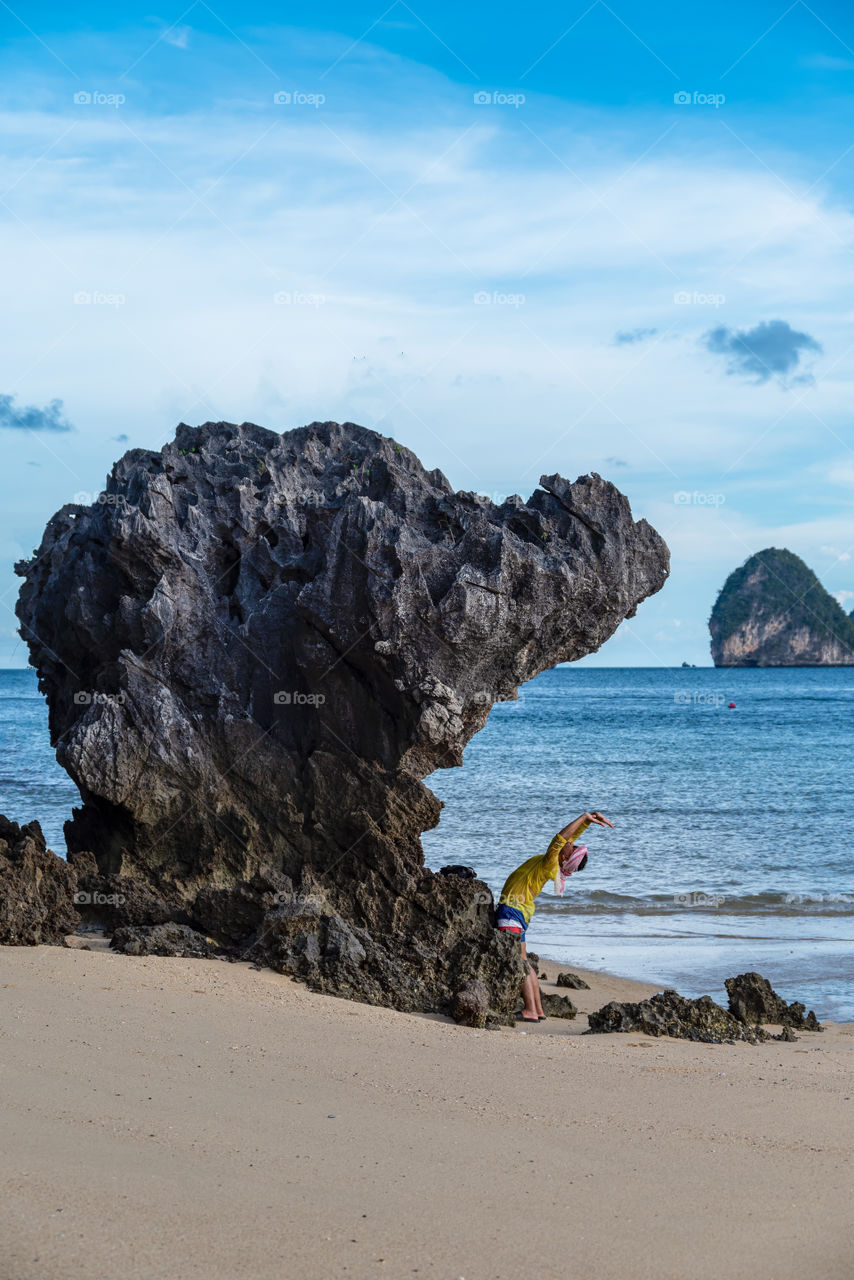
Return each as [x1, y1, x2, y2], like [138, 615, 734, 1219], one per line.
[495, 903, 527, 939]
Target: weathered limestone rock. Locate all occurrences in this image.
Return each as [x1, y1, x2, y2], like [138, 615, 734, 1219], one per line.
[556, 971, 590, 989]
[15, 419, 669, 1018]
[452, 979, 491, 1028]
[587, 991, 768, 1044]
[725, 971, 822, 1031]
[539, 992, 578, 1019]
[0, 815, 78, 944]
[111, 922, 219, 958]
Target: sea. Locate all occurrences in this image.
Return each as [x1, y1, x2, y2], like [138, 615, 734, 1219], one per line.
[2, 666, 852, 1022]
[423, 666, 854, 1024]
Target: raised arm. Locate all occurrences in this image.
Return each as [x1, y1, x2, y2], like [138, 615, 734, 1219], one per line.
[558, 811, 614, 841]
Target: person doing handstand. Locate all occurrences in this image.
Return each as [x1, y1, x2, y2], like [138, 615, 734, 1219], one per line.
[495, 811, 613, 1021]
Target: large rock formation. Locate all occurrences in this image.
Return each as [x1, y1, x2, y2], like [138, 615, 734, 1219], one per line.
[0, 815, 78, 944]
[710, 548, 854, 666]
[15, 419, 668, 1019]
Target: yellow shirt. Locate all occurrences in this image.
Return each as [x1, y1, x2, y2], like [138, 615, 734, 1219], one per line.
[499, 824, 590, 925]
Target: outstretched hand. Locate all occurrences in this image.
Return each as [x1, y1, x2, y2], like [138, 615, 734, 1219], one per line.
[586, 811, 614, 828]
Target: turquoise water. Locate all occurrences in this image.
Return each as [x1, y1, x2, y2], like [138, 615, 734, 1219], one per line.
[424, 666, 854, 1023]
[2, 666, 852, 1021]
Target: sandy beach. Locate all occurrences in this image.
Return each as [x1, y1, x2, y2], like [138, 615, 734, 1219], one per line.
[1, 942, 851, 1280]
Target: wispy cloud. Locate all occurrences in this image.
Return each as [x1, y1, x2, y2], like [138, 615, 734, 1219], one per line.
[0, 394, 73, 432]
[613, 327, 658, 345]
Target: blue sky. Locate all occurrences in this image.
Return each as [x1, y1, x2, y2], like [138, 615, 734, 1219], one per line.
[2, 0, 854, 665]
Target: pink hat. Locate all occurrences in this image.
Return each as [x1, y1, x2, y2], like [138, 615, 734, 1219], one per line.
[553, 844, 588, 896]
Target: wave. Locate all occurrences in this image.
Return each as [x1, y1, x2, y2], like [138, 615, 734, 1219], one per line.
[535, 889, 854, 916]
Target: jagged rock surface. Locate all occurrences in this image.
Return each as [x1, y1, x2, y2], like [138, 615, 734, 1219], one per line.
[451, 979, 491, 1028]
[539, 992, 578, 1019]
[15, 419, 668, 1018]
[725, 971, 822, 1031]
[556, 971, 590, 989]
[0, 815, 78, 944]
[111, 922, 220, 958]
[710, 548, 854, 666]
[587, 991, 768, 1044]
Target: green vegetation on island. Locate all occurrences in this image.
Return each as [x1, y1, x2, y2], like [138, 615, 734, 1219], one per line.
[709, 548, 854, 667]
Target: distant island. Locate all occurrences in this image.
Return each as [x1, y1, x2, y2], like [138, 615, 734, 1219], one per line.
[710, 548, 854, 667]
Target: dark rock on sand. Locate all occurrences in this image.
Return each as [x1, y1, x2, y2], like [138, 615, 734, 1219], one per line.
[725, 971, 823, 1031]
[452, 979, 491, 1028]
[250, 868, 526, 1021]
[539, 992, 577, 1019]
[587, 991, 768, 1044]
[0, 815, 78, 945]
[111, 922, 219, 958]
[15, 419, 668, 1020]
[556, 971, 590, 989]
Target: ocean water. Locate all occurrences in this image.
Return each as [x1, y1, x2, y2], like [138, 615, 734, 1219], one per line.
[0, 670, 80, 852]
[423, 666, 854, 1023]
[2, 667, 852, 1022]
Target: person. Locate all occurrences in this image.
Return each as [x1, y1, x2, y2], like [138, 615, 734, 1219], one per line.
[495, 811, 614, 1022]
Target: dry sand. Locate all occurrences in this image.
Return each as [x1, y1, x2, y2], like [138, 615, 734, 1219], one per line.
[1, 941, 852, 1280]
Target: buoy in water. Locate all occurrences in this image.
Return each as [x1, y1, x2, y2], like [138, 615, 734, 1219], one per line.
[728, 702, 736, 709]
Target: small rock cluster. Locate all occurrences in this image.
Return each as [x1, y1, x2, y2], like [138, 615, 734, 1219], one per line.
[587, 991, 768, 1044]
[587, 974, 824, 1044]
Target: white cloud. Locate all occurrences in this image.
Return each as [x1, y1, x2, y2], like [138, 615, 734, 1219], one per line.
[2, 33, 854, 664]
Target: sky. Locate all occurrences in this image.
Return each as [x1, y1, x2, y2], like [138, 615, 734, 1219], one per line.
[2, 0, 854, 666]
